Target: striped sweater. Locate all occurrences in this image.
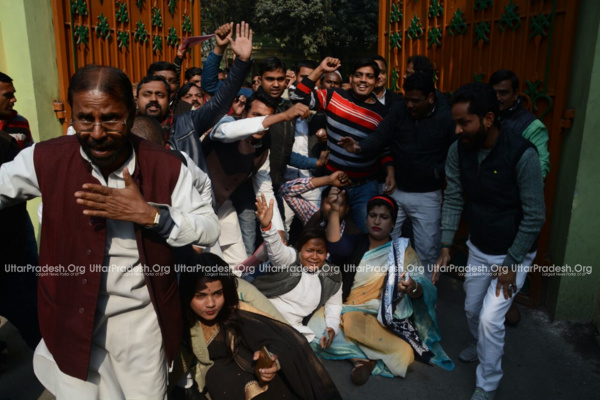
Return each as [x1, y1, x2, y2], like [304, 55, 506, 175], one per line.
[291, 77, 391, 181]
[0, 111, 33, 149]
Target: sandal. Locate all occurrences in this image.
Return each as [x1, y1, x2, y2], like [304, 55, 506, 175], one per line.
[350, 359, 377, 386]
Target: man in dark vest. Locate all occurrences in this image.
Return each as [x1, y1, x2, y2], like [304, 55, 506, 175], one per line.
[0, 65, 220, 398]
[489, 69, 550, 178]
[433, 82, 545, 400]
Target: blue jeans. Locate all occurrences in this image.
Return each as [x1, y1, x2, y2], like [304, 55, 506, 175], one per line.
[345, 179, 379, 233]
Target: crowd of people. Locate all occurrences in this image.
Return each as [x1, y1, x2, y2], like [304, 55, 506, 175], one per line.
[0, 20, 548, 400]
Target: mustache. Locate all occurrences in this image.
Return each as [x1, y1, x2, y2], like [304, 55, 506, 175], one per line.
[145, 101, 160, 110]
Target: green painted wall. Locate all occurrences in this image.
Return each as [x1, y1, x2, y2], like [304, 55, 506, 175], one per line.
[547, 0, 600, 326]
[0, 0, 63, 234]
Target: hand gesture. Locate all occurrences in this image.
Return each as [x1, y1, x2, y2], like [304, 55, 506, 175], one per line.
[383, 173, 396, 194]
[74, 167, 157, 226]
[283, 103, 310, 121]
[229, 21, 253, 62]
[253, 351, 278, 383]
[315, 128, 327, 143]
[177, 41, 190, 58]
[214, 22, 233, 54]
[320, 327, 335, 349]
[432, 248, 450, 284]
[286, 69, 296, 87]
[255, 193, 274, 229]
[493, 266, 518, 300]
[232, 95, 246, 116]
[315, 150, 329, 168]
[319, 57, 341, 73]
[397, 272, 417, 294]
[328, 187, 345, 213]
[338, 137, 361, 154]
[328, 171, 350, 187]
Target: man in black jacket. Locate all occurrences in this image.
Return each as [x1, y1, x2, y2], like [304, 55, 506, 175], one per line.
[339, 72, 455, 278]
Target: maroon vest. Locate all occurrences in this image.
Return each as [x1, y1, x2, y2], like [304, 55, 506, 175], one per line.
[33, 135, 183, 380]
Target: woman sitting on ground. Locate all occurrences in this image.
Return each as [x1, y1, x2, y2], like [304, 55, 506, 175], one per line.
[308, 193, 454, 385]
[175, 252, 342, 400]
[249, 194, 343, 350]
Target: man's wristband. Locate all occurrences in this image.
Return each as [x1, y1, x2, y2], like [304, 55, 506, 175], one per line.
[261, 222, 272, 232]
[441, 243, 452, 249]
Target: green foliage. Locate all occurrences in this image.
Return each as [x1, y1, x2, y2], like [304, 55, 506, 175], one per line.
[200, 0, 378, 59]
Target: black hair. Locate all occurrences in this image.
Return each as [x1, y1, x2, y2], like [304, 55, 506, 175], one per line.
[451, 82, 499, 126]
[294, 228, 327, 254]
[244, 87, 279, 112]
[403, 71, 435, 96]
[137, 75, 171, 97]
[367, 194, 398, 225]
[0, 72, 13, 83]
[184, 67, 202, 81]
[351, 58, 380, 77]
[259, 56, 286, 76]
[130, 115, 164, 146]
[68, 65, 135, 119]
[372, 55, 387, 65]
[179, 253, 242, 356]
[296, 60, 318, 75]
[147, 61, 177, 75]
[489, 69, 520, 91]
[407, 55, 434, 74]
[177, 82, 202, 99]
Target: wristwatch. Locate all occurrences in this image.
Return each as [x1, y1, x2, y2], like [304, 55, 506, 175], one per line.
[151, 208, 161, 227]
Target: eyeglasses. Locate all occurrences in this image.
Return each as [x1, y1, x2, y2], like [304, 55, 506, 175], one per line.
[71, 118, 128, 134]
[252, 80, 259, 84]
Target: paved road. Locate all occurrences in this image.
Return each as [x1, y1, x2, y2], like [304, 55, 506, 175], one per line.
[1, 274, 599, 400]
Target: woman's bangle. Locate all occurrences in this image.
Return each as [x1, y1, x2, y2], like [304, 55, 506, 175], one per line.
[261, 222, 272, 232]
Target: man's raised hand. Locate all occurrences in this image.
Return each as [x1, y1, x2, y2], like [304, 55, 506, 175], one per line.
[214, 22, 233, 54]
[319, 57, 341, 73]
[229, 21, 253, 62]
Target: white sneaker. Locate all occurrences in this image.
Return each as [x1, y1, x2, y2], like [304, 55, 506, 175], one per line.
[459, 343, 479, 363]
[470, 387, 496, 400]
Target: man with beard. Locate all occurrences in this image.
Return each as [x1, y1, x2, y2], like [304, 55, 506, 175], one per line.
[433, 82, 545, 400]
[0, 64, 220, 399]
[136, 75, 172, 140]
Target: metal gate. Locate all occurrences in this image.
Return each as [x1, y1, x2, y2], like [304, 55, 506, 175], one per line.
[51, 0, 202, 133]
[378, 0, 580, 306]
